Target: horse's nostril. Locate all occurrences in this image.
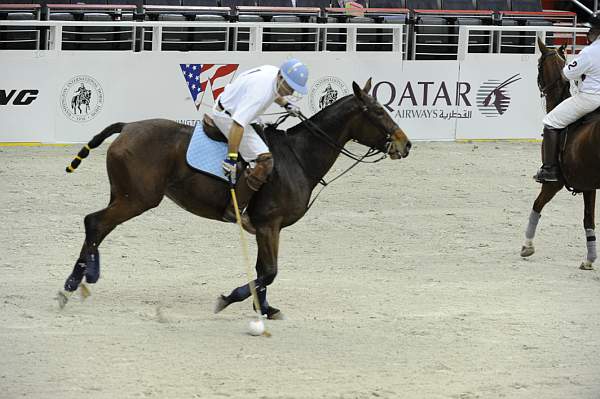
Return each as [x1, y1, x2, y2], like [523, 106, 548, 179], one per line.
[406, 141, 412, 150]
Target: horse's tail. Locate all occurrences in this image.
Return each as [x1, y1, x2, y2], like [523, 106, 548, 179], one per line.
[65, 122, 125, 173]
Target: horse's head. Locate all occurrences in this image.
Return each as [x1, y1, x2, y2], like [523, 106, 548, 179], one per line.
[537, 37, 570, 110]
[350, 79, 411, 159]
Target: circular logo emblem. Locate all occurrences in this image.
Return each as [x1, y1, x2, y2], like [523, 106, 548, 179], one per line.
[309, 76, 350, 114]
[476, 75, 521, 118]
[61, 75, 104, 122]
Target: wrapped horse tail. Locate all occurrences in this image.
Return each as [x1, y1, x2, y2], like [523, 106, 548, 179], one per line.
[65, 122, 125, 173]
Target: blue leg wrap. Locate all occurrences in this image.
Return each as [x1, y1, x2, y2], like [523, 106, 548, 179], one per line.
[64, 260, 86, 292]
[84, 250, 100, 284]
[257, 286, 269, 315]
[226, 277, 270, 315]
[227, 283, 251, 303]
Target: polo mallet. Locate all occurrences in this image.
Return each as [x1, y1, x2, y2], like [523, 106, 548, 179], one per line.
[229, 183, 271, 337]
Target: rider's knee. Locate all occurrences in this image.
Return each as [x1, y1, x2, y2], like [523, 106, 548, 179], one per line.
[246, 152, 273, 191]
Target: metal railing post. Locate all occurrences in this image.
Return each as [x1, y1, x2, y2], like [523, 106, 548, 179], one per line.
[392, 25, 401, 53]
[347, 25, 356, 52]
[457, 25, 468, 61]
[131, 22, 136, 52]
[152, 25, 162, 51]
[249, 25, 262, 52]
[48, 25, 62, 51]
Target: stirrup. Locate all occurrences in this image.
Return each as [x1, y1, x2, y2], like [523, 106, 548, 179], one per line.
[533, 166, 559, 183]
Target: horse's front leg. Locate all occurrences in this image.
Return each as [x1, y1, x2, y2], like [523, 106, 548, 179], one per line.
[214, 224, 283, 320]
[580, 190, 596, 270]
[521, 182, 563, 257]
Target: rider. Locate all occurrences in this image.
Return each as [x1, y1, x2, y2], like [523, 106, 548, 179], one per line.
[534, 11, 600, 183]
[75, 83, 87, 96]
[211, 58, 309, 233]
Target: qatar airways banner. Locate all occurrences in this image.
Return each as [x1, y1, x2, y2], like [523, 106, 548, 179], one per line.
[0, 51, 544, 143]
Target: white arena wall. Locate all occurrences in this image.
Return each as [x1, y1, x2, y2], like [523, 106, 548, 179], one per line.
[0, 24, 586, 143]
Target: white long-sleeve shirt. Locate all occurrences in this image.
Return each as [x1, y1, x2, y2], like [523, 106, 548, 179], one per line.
[563, 39, 600, 94]
[218, 65, 279, 127]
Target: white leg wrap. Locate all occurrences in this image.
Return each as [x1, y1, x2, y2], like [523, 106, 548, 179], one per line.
[525, 210, 541, 241]
[586, 228, 597, 263]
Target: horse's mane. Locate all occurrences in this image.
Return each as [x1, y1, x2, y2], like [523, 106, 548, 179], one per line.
[538, 51, 571, 107]
[263, 94, 357, 138]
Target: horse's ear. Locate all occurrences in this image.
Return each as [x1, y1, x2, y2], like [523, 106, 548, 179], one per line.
[537, 36, 549, 54]
[352, 81, 364, 100]
[362, 78, 372, 94]
[558, 43, 567, 58]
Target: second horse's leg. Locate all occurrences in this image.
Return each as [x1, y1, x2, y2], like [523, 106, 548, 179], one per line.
[521, 182, 563, 257]
[580, 190, 596, 270]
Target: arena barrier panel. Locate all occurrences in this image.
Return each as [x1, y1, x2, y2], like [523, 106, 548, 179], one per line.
[0, 21, 588, 142]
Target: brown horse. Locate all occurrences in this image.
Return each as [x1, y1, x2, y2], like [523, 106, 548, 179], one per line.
[520, 38, 600, 270]
[58, 79, 412, 318]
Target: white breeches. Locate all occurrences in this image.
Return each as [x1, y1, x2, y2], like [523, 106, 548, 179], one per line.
[543, 92, 600, 129]
[211, 108, 269, 162]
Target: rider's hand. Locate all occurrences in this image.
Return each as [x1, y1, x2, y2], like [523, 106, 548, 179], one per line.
[284, 102, 301, 117]
[222, 153, 237, 184]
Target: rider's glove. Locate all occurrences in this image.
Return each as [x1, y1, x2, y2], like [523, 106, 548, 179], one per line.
[222, 153, 237, 184]
[284, 102, 301, 117]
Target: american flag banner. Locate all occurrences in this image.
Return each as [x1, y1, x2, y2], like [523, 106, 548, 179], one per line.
[180, 64, 239, 110]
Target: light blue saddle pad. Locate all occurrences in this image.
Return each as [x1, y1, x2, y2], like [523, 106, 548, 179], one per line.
[186, 123, 228, 182]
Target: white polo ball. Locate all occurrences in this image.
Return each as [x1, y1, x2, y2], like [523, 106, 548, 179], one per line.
[248, 319, 265, 336]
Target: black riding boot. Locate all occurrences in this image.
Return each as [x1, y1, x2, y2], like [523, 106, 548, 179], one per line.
[534, 126, 561, 183]
[223, 171, 257, 235]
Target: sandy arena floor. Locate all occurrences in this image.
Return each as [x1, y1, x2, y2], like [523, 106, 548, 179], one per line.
[1, 141, 599, 399]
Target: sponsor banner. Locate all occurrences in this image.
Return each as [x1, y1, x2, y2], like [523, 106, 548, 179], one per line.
[371, 61, 461, 141]
[1, 51, 548, 143]
[455, 54, 545, 140]
[0, 52, 57, 142]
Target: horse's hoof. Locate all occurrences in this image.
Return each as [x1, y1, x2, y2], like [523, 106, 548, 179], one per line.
[79, 283, 91, 300]
[265, 306, 285, 320]
[267, 310, 285, 320]
[214, 295, 229, 314]
[56, 290, 70, 309]
[580, 261, 594, 271]
[521, 245, 535, 257]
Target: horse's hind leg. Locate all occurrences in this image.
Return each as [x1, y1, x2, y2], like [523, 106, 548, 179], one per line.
[580, 190, 596, 270]
[521, 182, 563, 257]
[62, 197, 157, 297]
[61, 151, 165, 307]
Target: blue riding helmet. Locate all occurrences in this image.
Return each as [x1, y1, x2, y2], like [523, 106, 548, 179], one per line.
[280, 58, 309, 95]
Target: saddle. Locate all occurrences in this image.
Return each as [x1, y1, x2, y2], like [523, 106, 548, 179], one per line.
[556, 106, 600, 194]
[567, 106, 600, 132]
[202, 114, 228, 143]
[560, 106, 600, 149]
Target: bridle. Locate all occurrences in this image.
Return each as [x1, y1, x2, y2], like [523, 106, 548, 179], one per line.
[276, 96, 395, 164]
[537, 49, 569, 99]
[297, 98, 394, 162]
[273, 96, 397, 210]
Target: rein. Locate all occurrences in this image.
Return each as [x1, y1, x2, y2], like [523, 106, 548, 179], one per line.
[538, 50, 570, 100]
[271, 102, 392, 211]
